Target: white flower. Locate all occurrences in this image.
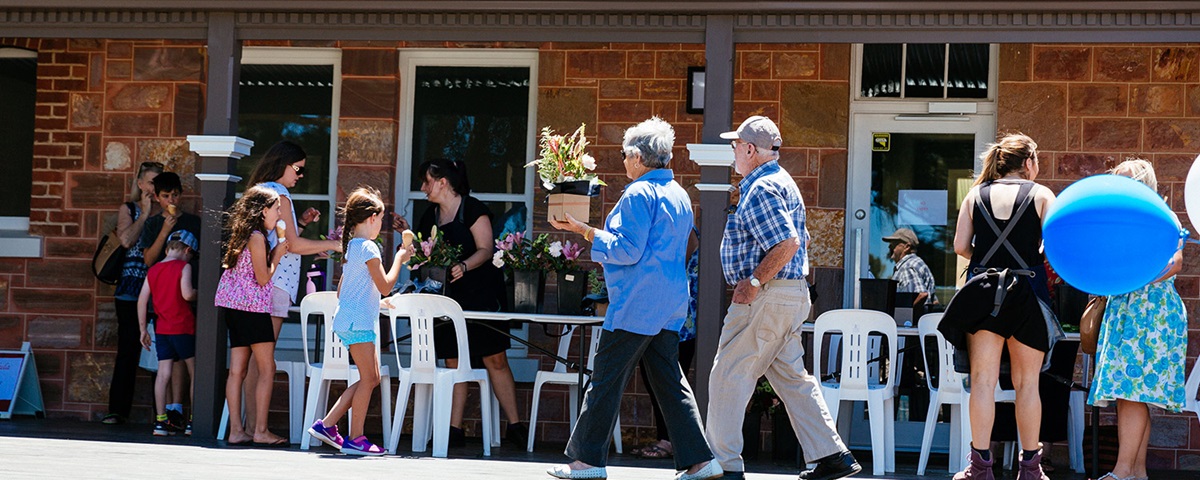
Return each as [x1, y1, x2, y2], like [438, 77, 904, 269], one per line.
[549, 241, 563, 258]
[492, 250, 505, 268]
[581, 154, 596, 170]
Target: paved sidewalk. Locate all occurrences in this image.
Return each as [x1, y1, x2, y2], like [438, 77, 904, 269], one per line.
[1, 418, 1176, 479]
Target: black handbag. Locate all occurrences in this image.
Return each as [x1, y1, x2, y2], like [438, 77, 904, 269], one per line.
[92, 202, 134, 285]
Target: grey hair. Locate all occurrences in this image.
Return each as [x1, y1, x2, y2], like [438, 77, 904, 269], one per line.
[1110, 158, 1157, 191]
[622, 117, 675, 169]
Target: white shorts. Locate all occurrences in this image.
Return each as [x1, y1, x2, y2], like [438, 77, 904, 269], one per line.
[270, 286, 293, 318]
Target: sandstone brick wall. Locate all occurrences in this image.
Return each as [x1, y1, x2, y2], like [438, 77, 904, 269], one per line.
[999, 43, 1200, 470]
[0, 37, 205, 420]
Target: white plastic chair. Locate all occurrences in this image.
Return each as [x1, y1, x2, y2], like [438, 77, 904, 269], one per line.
[916, 313, 972, 475]
[526, 325, 622, 453]
[386, 293, 494, 457]
[814, 309, 897, 476]
[217, 360, 306, 444]
[298, 291, 393, 450]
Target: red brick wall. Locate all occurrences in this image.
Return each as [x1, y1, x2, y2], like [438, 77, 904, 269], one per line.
[0, 37, 205, 420]
[999, 43, 1200, 470]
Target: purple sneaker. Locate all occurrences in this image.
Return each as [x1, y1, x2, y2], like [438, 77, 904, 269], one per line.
[340, 435, 385, 456]
[307, 421, 344, 449]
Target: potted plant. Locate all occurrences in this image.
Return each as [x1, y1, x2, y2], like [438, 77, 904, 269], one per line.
[548, 239, 588, 315]
[527, 124, 604, 222]
[492, 231, 553, 313]
[408, 225, 463, 295]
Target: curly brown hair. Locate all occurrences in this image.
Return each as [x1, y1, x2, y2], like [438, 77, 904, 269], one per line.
[222, 185, 281, 269]
[339, 186, 384, 262]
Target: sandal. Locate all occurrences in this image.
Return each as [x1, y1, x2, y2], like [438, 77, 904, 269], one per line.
[101, 414, 123, 425]
[639, 443, 673, 459]
[1095, 473, 1129, 480]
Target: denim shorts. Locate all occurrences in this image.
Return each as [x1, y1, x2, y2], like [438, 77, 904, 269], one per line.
[335, 329, 376, 346]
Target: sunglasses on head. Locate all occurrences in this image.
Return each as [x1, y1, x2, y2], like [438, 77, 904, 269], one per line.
[139, 161, 164, 173]
[290, 164, 306, 176]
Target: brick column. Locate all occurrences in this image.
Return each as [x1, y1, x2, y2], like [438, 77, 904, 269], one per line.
[187, 135, 252, 438]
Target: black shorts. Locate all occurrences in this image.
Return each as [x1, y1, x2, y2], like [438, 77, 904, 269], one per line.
[223, 307, 275, 348]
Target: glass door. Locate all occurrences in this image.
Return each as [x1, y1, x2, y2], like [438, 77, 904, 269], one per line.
[846, 114, 992, 307]
[843, 113, 992, 453]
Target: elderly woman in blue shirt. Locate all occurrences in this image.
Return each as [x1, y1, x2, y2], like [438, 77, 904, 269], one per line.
[548, 117, 722, 480]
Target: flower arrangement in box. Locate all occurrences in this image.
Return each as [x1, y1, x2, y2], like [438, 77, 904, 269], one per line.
[527, 124, 605, 191]
[528, 124, 605, 222]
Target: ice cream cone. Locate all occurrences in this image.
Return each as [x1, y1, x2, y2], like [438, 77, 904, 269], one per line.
[402, 229, 414, 249]
[275, 220, 287, 241]
[166, 204, 177, 216]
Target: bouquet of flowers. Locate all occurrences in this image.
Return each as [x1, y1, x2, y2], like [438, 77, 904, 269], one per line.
[527, 124, 605, 191]
[408, 225, 463, 269]
[491, 231, 553, 271]
[548, 239, 587, 272]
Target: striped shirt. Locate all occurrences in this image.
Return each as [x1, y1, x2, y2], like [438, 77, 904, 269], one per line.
[720, 160, 809, 286]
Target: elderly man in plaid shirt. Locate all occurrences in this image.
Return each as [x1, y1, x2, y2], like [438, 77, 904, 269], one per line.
[706, 116, 860, 480]
[883, 227, 936, 306]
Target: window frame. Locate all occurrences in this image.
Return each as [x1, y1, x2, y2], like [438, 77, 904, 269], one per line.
[238, 47, 342, 275]
[394, 49, 538, 239]
[0, 47, 41, 258]
[852, 43, 999, 102]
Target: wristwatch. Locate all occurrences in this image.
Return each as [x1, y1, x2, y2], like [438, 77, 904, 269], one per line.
[749, 276, 762, 288]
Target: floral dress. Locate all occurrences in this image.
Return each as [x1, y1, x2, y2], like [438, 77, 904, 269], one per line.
[1088, 277, 1188, 411]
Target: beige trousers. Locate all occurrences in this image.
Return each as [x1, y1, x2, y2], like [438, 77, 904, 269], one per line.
[706, 281, 846, 471]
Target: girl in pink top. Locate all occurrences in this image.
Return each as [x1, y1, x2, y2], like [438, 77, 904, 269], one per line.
[215, 185, 289, 446]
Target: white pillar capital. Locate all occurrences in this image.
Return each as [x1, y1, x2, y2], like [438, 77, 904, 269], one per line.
[187, 135, 254, 159]
[686, 143, 735, 168]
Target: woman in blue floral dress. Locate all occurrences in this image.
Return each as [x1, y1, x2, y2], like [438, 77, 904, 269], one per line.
[1088, 159, 1187, 480]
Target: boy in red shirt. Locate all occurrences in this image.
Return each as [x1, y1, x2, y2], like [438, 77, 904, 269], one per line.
[138, 230, 198, 436]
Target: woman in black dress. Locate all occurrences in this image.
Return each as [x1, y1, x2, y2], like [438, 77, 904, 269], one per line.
[412, 158, 527, 447]
[941, 133, 1058, 480]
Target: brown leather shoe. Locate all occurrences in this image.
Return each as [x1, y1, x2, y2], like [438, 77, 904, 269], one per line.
[953, 447, 995, 480]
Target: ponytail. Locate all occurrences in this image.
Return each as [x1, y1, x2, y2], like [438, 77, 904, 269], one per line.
[339, 186, 384, 262]
[975, 133, 1038, 186]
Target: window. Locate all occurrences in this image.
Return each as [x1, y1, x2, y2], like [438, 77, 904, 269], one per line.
[397, 51, 537, 240]
[237, 48, 341, 283]
[0, 48, 41, 257]
[859, 44, 991, 99]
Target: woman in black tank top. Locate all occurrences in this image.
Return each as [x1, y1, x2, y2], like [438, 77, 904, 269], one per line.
[943, 133, 1058, 480]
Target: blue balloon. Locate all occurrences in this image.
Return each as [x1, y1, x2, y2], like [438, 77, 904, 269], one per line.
[1043, 174, 1181, 296]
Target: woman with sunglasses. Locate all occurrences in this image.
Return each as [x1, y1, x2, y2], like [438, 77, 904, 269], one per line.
[242, 140, 342, 437]
[104, 161, 165, 425]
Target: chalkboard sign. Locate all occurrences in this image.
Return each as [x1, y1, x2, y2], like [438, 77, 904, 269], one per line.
[0, 342, 43, 419]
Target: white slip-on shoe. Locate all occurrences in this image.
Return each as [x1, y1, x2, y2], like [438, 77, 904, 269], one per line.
[547, 464, 607, 479]
[676, 460, 724, 480]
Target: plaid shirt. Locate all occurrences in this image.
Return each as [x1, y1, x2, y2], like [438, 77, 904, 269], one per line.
[893, 253, 935, 302]
[720, 160, 809, 286]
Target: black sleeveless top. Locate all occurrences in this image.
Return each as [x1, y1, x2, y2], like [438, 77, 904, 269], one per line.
[969, 180, 1044, 273]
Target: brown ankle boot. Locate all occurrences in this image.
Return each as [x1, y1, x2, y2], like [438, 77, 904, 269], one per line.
[953, 447, 995, 480]
[1017, 447, 1050, 480]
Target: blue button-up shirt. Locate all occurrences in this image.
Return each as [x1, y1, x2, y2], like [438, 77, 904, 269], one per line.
[720, 160, 809, 285]
[592, 169, 693, 335]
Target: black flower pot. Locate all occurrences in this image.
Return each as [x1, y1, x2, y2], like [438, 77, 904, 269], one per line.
[509, 269, 545, 313]
[556, 269, 588, 315]
[417, 265, 449, 296]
